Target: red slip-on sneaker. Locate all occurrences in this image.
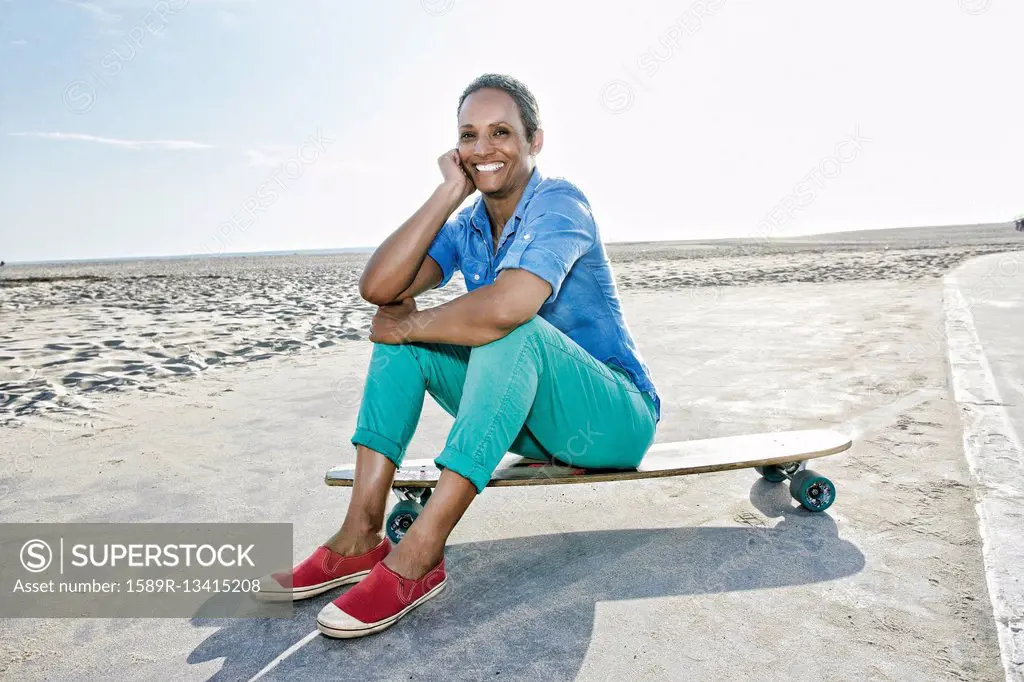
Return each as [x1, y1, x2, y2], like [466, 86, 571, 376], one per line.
[316, 558, 448, 638]
[254, 538, 392, 602]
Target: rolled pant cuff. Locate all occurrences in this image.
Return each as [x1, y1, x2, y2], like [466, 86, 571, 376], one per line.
[435, 446, 490, 494]
[351, 427, 405, 467]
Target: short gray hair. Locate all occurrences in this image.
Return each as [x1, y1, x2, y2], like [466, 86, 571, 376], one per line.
[457, 74, 541, 143]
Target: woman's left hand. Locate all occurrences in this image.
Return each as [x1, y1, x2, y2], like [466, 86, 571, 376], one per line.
[369, 298, 418, 344]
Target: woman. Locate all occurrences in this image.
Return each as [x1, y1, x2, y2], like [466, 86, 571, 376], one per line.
[261, 74, 661, 638]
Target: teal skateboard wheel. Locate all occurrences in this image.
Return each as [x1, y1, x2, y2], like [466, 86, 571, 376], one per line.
[386, 500, 423, 544]
[790, 469, 835, 512]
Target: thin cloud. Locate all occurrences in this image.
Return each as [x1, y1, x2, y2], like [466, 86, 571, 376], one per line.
[245, 146, 293, 167]
[8, 132, 215, 151]
[59, 0, 122, 22]
[10, 40, 28, 46]
[246, 146, 391, 177]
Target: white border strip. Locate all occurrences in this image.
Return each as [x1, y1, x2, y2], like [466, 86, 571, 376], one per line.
[944, 258, 1024, 682]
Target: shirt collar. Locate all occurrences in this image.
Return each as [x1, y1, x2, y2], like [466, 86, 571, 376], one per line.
[468, 167, 544, 237]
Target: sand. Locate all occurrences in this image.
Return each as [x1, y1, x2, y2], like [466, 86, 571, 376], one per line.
[0, 222, 1022, 680]
[2, 222, 1019, 427]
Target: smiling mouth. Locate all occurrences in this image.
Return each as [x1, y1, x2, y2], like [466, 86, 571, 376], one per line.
[475, 162, 505, 173]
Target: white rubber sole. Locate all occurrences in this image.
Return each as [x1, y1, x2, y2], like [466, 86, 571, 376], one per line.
[315, 578, 448, 639]
[253, 570, 370, 603]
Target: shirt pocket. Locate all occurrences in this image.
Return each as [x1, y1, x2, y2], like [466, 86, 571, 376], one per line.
[460, 258, 491, 290]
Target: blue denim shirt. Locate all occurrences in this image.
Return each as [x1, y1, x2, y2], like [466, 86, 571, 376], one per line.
[427, 168, 661, 421]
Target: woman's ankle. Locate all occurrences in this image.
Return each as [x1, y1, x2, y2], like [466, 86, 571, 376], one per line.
[325, 526, 383, 557]
[381, 530, 443, 580]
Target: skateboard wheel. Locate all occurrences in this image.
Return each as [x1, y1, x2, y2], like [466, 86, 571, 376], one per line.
[755, 465, 787, 483]
[386, 500, 423, 544]
[790, 469, 835, 512]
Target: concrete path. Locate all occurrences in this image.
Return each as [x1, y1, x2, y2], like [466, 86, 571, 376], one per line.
[945, 252, 1024, 681]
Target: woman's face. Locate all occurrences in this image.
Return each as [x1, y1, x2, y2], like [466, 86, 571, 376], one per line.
[457, 88, 540, 197]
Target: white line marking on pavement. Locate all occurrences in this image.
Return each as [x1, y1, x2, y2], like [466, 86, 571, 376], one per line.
[945, 264, 1024, 682]
[248, 629, 319, 682]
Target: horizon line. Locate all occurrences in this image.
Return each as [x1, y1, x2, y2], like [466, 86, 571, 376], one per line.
[1, 220, 1018, 267]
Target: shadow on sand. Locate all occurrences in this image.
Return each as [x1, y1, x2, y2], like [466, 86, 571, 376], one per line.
[188, 481, 865, 681]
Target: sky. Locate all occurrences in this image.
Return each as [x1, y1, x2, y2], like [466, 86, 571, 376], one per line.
[0, 0, 1021, 263]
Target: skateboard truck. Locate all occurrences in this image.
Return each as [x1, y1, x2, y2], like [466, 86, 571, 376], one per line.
[756, 461, 836, 513]
[392, 487, 431, 505]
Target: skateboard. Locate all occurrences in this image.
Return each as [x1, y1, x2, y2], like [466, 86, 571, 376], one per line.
[325, 429, 851, 543]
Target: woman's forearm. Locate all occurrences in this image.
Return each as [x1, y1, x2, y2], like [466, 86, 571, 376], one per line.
[359, 182, 466, 304]
[406, 287, 514, 347]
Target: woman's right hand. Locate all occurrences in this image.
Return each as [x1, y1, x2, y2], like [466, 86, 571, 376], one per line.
[437, 149, 475, 202]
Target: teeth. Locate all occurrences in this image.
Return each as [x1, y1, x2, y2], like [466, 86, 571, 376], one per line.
[476, 162, 504, 172]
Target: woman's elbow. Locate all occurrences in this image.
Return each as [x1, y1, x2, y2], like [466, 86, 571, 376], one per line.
[488, 280, 545, 331]
[491, 301, 535, 332]
[362, 290, 394, 307]
[358, 277, 393, 306]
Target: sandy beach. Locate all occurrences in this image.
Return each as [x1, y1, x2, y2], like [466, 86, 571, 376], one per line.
[1, 223, 1022, 680]
[1, 222, 1018, 428]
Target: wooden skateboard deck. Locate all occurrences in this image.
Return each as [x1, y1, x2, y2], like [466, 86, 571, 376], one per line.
[326, 429, 851, 541]
[324, 428, 851, 489]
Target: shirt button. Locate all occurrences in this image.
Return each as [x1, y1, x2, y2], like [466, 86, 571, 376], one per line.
[473, 274, 480, 281]
[524, 234, 531, 240]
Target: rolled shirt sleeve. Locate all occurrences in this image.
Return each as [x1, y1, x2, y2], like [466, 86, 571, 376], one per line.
[426, 214, 462, 289]
[496, 190, 596, 304]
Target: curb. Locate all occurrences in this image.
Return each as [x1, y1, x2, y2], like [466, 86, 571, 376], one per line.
[943, 252, 1024, 682]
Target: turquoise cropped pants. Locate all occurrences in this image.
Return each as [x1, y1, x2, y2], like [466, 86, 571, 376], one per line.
[351, 316, 658, 493]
